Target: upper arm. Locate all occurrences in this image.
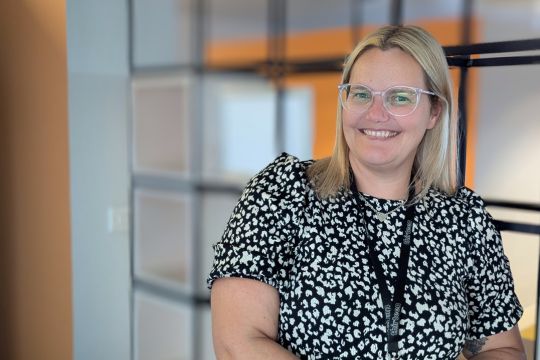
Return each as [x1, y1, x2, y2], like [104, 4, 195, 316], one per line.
[211, 277, 281, 356]
[462, 325, 525, 359]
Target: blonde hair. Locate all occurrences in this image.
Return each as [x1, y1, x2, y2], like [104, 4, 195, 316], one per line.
[307, 25, 458, 200]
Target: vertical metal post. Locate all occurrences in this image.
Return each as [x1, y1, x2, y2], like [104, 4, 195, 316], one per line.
[191, 0, 207, 359]
[126, 0, 135, 358]
[350, 0, 362, 48]
[268, 0, 286, 154]
[457, 65, 468, 187]
[457, 0, 473, 187]
[390, 0, 402, 26]
[461, 0, 473, 45]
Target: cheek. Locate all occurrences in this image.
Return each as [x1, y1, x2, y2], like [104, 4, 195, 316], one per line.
[404, 109, 435, 133]
[342, 112, 358, 129]
[342, 114, 357, 147]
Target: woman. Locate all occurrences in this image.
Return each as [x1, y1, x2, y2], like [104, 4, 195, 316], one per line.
[208, 25, 525, 359]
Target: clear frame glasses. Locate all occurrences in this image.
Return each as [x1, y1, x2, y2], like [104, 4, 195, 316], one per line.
[338, 83, 438, 117]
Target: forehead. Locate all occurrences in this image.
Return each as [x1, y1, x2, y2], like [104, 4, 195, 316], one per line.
[349, 47, 426, 89]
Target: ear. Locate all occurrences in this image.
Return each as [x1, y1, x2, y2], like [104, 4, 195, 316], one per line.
[427, 98, 442, 129]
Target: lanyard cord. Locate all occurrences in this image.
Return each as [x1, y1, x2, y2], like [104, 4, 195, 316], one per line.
[350, 177, 416, 359]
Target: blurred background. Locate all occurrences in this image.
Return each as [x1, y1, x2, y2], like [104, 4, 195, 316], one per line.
[0, 0, 539, 359]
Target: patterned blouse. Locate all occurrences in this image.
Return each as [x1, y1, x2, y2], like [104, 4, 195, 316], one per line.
[208, 153, 522, 359]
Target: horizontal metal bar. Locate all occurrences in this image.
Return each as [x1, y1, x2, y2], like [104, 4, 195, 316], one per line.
[448, 55, 540, 67]
[132, 63, 202, 76]
[471, 55, 540, 67]
[206, 64, 260, 74]
[195, 182, 244, 195]
[133, 175, 246, 195]
[133, 277, 210, 306]
[485, 200, 540, 212]
[133, 174, 193, 193]
[206, 58, 344, 76]
[494, 220, 540, 235]
[286, 58, 344, 73]
[445, 38, 540, 56]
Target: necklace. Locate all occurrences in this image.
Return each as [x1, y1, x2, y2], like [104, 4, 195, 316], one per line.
[357, 193, 405, 222]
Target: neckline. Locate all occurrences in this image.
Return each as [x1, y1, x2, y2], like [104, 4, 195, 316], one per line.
[354, 191, 407, 211]
[358, 191, 406, 203]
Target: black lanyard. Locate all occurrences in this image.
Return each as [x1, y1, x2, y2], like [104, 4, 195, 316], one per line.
[350, 177, 416, 360]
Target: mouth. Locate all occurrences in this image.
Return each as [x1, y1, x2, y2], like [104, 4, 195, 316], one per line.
[361, 129, 399, 139]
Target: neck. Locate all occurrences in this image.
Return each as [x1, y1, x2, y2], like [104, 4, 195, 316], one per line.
[349, 158, 412, 201]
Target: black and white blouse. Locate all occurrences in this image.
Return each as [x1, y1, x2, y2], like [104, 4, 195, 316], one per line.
[207, 153, 523, 359]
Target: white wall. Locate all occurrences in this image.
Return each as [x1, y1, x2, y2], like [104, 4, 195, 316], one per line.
[67, 0, 131, 359]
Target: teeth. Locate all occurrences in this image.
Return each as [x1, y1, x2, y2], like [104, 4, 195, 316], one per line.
[362, 129, 397, 138]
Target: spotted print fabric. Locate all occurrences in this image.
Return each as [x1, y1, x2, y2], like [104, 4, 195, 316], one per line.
[207, 153, 523, 360]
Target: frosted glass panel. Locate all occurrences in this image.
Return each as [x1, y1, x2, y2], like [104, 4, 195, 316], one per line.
[283, 87, 313, 160]
[287, 0, 392, 28]
[474, 66, 540, 202]
[475, 0, 540, 42]
[356, 0, 392, 25]
[205, 0, 268, 65]
[132, 75, 191, 177]
[287, 0, 350, 31]
[200, 193, 239, 292]
[134, 189, 192, 290]
[202, 75, 314, 183]
[135, 291, 193, 360]
[286, 0, 351, 59]
[133, 0, 192, 67]
[202, 75, 277, 183]
[402, 0, 462, 22]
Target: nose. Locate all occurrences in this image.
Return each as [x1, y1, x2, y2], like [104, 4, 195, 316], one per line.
[366, 94, 390, 121]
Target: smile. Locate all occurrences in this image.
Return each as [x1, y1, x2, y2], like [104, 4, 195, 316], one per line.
[361, 129, 399, 138]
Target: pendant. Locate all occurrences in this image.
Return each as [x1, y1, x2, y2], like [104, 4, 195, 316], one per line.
[376, 212, 388, 222]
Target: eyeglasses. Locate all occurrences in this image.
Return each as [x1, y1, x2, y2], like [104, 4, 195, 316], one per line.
[338, 83, 438, 117]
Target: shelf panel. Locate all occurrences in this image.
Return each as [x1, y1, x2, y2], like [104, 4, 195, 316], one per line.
[132, 74, 192, 178]
[134, 189, 193, 291]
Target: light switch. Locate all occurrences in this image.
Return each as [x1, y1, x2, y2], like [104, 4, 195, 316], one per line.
[108, 206, 129, 233]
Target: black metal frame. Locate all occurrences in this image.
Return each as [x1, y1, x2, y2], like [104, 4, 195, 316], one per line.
[128, 0, 540, 359]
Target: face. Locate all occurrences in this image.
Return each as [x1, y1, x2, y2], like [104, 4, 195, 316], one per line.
[342, 47, 439, 176]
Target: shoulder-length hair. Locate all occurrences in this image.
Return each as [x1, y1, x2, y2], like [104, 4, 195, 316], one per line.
[307, 25, 459, 201]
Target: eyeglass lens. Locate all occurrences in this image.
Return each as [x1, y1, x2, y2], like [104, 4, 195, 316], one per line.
[341, 85, 419, 116]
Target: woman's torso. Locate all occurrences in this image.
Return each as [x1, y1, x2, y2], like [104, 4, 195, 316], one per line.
[278, 162, 470, 359]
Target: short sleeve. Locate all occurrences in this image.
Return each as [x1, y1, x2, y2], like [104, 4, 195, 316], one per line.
[206, 153, 308, 291]
[459, 188, 523, 339]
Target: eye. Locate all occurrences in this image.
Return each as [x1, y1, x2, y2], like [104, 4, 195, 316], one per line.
[387, 89, 416, 106]
[349, 87, 372, 103]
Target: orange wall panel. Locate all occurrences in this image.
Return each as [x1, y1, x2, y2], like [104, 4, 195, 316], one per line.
[0, 1, 72, 359]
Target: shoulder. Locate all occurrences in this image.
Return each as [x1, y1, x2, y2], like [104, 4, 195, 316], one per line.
[243, 152, 314, 202]
[425, 186, 487, 212]
[454, 186, 487, 209]
[424, 187, 495, 235]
